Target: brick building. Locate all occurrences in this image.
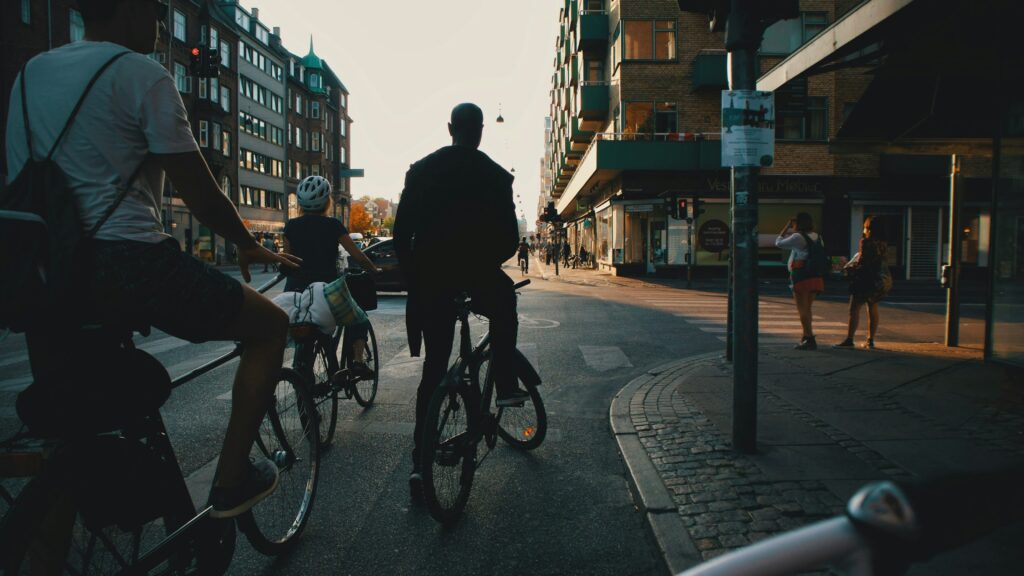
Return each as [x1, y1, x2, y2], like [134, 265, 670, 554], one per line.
[276, 38, 353, 224]
[548, 0, 992, 281]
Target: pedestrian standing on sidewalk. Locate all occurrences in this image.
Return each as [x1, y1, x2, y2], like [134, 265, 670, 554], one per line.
[776, 212, 825, 350]
[562, 241, 571, 268]
[835, 216, 891, 349]
[262, 234, 277, 272]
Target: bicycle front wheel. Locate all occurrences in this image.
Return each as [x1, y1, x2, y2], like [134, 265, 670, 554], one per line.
[348, 323, 379, 408]
[420, 379, 480, 525]
[313, 338, 340, 447]
[239, 367, 320, 555]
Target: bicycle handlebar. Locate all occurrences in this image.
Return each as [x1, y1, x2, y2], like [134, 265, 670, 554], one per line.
[513, 279, 530, 290]
[256, 273, 285, 294]
[678, 466, 1024, 576]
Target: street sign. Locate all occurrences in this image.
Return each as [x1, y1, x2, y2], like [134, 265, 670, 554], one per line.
[339, 168, 365, 178]
[721, 90, 775, 167]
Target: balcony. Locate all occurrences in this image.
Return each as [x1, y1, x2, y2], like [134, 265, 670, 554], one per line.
[568, 0, 578, 30]
[569, 118, 594, 152]
[578, 81, 609, 123]
[692, 52, 728, 90]
[576, 11, 608, 54]
[568, 54, 579, 86]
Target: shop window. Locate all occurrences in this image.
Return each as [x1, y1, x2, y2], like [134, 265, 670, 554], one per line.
[623, 20, 676, 61]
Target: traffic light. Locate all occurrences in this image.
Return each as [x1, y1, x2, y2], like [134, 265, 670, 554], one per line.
[665, 196, 678, 219]
[678, 197, 689, 220]
[205, 48, 220, 78]
[189, 46, 202, 75]
[693, 198, 705, 218]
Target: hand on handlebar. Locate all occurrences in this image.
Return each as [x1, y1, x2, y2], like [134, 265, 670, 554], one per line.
[237, 244, 302, 283]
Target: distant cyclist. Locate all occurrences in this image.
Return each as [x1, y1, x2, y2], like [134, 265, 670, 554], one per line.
[517, 237, 530, 275]
[394, 103, 530, 501]
[5, 0, 301, 518]
[282, 175, 380, 371]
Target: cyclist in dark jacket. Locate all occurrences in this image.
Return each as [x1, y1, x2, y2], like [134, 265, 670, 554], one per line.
[394, 103, 529, 501]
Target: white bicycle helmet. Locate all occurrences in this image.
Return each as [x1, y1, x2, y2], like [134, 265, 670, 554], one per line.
[296, 175, 332, 211]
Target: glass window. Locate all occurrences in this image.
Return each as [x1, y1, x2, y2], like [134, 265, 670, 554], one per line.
[198, 78, 207, 99]
[222, 131, 231, 157]
[624, 102, 654, 135]
[199, 121, 209, 148]
[295, 126, 303, 149]
[311, 101, 320, 119]
[221, 176, 231, 199]
[295, 94, 303, 115]
[340, 121, 346, 137]
[212, 122, 222, 151]
[803, 13, 828, 42]
[586, 0, 604, 11]
[220, 40, 230, 67]
[256, 26, 269, 44]
[340, 147, 346, 164]
[312, 132, 321, 152]
[807, 97, 827, 140]
[173, 10, 186, 42]
[21, 0, 30, 24]
[173, 63, 189, 93]
[209, 27, 218, 50]
[221, 86, 231, 112]
[655, 21, 676, 60]
[775, 79, 827, 141]
[624, 21, 652, 60]
[69, 9, 85, 42]
[655, 102, 677, 133]
[586, 59, 604, 82]
[210, 77, 219, 101]
[761, 13, 828, 55]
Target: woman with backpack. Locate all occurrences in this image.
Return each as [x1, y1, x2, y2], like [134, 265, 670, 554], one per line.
[776, 212, 826, 350]
[835, 216, 891, 349]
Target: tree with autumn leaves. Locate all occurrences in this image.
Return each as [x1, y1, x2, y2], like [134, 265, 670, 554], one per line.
[349, 202, 372, 233]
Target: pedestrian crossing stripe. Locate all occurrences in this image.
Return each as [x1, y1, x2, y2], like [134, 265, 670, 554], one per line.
[699, 326, 850, 335]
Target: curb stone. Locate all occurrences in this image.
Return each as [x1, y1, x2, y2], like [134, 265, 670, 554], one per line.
[610, 352, 722, 575]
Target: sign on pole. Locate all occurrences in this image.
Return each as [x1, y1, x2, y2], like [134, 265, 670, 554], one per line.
[721, 90, 775, 168]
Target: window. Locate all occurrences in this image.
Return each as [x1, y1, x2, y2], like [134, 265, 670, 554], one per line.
[174, 63, 190, 93]
[220, 40, 230, 67]
[199, 78, 208, 99]
[623, 20, 676, 61]
[199, 121, 209, 148]
[311, 132, 321, 152]
[212, 122, 222, 151]
[69, 9, 85, 42]
[209, 27, 218, 50]
[21, 0, 30, 24]
[585, 0, 604, 10]
[340, 93, 347, 108]
[209, 77, 219, 101]
[295, 94, 303, 115]
[585, 59, 605, 82]
[340, 121, 346, 137]
[294, 126, 303, 149]
[235, 11, 250, 31]
[311, 164, 321, 176]
[311, 102, 320, 119]
[173, 10, 186, 42]
[761, 12, 828, 55]
[655, 102, 677, 133]
[623, 102, 653, 135]
[221, 176, 231, 199]
[222, 131, 231, 157]
[775, 79, 827, 141]
[287, 123, 292, 144]
[221, 86, 231, 113]
[340, 147, 346, 164]
[256, 26, 269, 45]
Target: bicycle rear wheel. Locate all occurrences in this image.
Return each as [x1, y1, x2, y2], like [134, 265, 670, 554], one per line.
[347, 323, 379, 408]
[313, 337, 340, 447]
[239, 367, 320, 555]
[420, 377, 480, 525]
[480, 351, 547, 450]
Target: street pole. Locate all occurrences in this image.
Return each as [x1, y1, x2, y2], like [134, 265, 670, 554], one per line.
[727, 2, 763, 454]
[945, 154, 963, 347]
[554, 226, 561, 276]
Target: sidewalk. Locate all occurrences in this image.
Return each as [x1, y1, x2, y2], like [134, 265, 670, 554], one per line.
[611, 344, 1024, 574]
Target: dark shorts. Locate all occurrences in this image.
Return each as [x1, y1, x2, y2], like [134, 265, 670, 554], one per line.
[87, 238, 244, 343]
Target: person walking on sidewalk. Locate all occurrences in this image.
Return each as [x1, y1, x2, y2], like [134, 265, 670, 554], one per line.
[394, 102, 530, 503]
[562, 241, 571, 268]
[261, 234, 277, 273]
[835, 216, 891, 349]
[517, 237, 530, 275]
[776, 213, 825, 350]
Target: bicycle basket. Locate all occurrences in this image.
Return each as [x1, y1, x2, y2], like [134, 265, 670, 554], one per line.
[345, 272, 378, 311]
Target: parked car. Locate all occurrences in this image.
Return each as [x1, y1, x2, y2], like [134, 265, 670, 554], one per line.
[353, 238, 406, 292]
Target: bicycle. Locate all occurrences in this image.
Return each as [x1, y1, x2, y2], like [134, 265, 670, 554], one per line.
[519, 256, 529, 276]
[0, 274, 319, 574]
[678, 467, 1024, 575]
[418, 279, 546, 525]
[290, 271, 380, 448]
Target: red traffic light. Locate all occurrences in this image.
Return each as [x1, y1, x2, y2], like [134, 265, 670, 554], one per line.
[191, 47, 201, 57]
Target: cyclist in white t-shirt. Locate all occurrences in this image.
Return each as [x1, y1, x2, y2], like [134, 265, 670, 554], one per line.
[5, 0, 300, 518]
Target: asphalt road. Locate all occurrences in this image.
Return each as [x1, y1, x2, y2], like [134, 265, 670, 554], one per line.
[0, 265, 982, 575]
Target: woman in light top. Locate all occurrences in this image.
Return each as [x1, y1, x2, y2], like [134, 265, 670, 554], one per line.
[776, 212, 825, 350]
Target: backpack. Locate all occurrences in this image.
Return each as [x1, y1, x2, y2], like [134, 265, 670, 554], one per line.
[0, 52, 138, 332]
[799, 232, 828, 279]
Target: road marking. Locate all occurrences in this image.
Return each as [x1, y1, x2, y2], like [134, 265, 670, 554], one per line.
[688, 320, 848, 327]
[699, 326, 849, 335]
[138, 335, 192, 355]
[579, 345, 633, 372]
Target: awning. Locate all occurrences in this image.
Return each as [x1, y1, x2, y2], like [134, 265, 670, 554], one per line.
[757, 0, 1024, 156]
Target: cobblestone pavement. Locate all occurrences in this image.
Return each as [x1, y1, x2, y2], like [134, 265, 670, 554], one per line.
[615, 344, 1024, 572]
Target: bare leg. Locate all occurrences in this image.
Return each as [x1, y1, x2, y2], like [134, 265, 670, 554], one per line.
[210, 285, 289, 487]
[846, 297, 863, 340]
[868, 301, 880, 341]
[794, 292, 814, 339]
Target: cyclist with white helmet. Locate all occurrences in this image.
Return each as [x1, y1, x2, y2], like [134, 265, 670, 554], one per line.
[283, 175, 380, 369]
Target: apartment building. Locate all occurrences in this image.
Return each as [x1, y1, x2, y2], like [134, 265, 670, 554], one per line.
[548, 0, 993, 280]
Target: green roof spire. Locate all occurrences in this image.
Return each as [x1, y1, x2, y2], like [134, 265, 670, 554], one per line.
[302, 35, 323, 70]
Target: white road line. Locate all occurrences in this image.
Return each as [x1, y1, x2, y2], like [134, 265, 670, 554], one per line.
[138, 336, 192, 355]
[579, 345, 633, 372]
[684, 318, 833, 325]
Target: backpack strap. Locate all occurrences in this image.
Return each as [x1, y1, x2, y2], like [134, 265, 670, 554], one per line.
[84, 154, 148, 239]
[18, 63, 32, 161]
[37, 51, 133, 162]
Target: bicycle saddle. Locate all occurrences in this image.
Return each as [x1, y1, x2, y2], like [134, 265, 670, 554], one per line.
[16, 341, 171, 439]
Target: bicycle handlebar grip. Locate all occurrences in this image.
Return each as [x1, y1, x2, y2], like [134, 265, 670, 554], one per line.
[513, 279, 531, 290]
[899, 465, 1024, 561]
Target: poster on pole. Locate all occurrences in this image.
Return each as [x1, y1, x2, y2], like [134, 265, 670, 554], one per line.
[721, 90, 775, 167]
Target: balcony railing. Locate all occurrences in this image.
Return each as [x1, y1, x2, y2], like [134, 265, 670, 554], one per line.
[577, 10, 609, 53]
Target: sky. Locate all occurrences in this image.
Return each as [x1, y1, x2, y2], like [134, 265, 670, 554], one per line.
[253, 0, 561, 225]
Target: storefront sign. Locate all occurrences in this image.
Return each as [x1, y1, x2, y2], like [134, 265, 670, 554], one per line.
[699, 220, 730, 253]
[625, 204, 654, 213]
[721, 90, 775, 168]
